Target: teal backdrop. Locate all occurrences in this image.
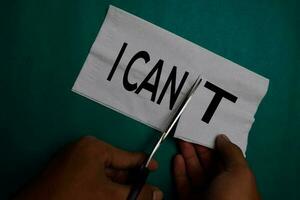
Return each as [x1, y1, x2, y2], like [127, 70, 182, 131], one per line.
[1, 0, 299, 199]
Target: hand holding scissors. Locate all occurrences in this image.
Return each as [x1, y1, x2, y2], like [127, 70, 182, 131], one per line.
[127, 77, 201, 200]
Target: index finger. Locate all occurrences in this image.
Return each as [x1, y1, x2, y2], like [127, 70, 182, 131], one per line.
[194, 145, 214, 170]
[104, 143, 158, 170]
[179, 141, 205, 186]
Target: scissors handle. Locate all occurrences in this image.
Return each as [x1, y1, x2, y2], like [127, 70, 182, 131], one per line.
[127, 164, 150, 200]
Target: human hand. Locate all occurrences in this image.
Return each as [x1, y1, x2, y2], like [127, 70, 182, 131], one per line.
[14, 136, 163, 200]
[173, 134, 261, 200]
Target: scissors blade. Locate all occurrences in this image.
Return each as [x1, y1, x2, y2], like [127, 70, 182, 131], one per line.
[145, 76, 201, 167]
[162, 76, 201, 140]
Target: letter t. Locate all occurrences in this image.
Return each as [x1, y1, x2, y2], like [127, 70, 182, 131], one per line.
[202, 81, 238, 124]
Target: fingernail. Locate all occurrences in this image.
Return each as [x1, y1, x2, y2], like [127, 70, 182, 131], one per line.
[153, 190, 163, 200]
[219, 134, 230, 142]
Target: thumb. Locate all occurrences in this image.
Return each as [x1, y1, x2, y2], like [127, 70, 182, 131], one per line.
[215, 134, 247, 169]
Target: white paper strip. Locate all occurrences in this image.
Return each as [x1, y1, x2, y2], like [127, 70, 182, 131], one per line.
[72, 5, 269, 154]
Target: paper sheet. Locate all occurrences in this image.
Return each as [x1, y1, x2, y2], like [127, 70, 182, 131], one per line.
[72, 5, 269, 154]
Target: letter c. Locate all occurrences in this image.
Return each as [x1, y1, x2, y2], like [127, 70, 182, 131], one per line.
[123, 51, 150, 91]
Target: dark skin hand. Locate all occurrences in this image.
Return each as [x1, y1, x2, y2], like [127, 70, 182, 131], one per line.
[173, 134, 261, 200]
[14, 134, 260, 200]
[14, 136, 163, 200]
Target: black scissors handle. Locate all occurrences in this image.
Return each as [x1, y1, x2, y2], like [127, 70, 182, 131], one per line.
[127, 120, 180, 200]
[127, 164, 150, 200]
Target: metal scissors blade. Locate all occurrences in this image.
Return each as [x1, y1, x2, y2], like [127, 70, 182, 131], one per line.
[127, 76, 202, 200]
[145, 76, 201, 167]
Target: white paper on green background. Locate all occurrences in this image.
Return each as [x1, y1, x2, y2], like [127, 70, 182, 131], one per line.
[72, 5, 269, 154]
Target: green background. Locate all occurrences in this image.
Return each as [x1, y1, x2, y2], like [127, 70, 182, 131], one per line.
[1, 0, 299, 199]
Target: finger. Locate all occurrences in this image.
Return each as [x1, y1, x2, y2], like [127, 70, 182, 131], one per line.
[194, 145, 214, 170]
[215, 134, 247, 170]
[77, 136, 158, 170]
[179, 141, 205, 186]
[138, 185, 164, 200]
[105, 168, 129, 184]
[105, 144, 158, 170]
[173, 154, 190, 200]
[111, 183, 163, 200]
[105, 167, 157, 184]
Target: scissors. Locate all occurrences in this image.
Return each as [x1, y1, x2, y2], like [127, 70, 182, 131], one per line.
[127, 76, 202, 200]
